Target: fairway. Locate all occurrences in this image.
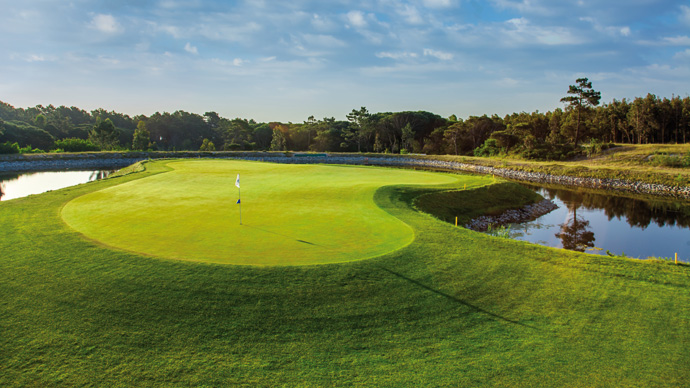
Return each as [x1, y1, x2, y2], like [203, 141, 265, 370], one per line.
[60, 160, 457, 265]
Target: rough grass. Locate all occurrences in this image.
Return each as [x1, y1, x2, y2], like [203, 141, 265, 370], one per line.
[1, 160, 690, 387]
[421, 144, 690, 187]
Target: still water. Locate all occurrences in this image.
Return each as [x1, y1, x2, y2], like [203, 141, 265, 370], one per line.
[0, 170, 112, 201]
[511, 183, 690, 262]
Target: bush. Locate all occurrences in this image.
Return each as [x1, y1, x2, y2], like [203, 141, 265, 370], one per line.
[649, 153, 690, 168]
[54, 138, 100, 152]
[473, 139, 501, 157]
[0, 141, 20, 154]
[0, 120, 55, 150]
[18, 145, 44, 154]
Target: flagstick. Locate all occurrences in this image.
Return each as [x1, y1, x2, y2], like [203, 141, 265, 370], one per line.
[238, 185, 242, 225]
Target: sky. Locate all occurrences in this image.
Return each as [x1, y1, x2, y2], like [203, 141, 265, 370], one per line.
[1, 0, 689, 122]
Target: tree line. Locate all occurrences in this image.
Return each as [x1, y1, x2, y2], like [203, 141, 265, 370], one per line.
[1, 79, 689, 160]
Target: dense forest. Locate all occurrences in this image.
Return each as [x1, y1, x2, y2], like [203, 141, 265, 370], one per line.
[1, 79, 689, 160]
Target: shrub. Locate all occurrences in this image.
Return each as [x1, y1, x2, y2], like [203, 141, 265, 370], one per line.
[0, 120, 55, 150]
[649, 153, 690, 168]
[200, 138, 216, 151]
[473, 139, 501, 157]
[0, 141, 20, 154]
[18, 145, 44, 154]
[54, 138, 100, 152]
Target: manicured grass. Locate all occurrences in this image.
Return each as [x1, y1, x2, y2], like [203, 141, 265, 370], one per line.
[1, 159, 690, 387]
[61, 160, 457, 265]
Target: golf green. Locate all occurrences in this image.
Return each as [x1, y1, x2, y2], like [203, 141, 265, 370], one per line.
[60, 160, 457, 265]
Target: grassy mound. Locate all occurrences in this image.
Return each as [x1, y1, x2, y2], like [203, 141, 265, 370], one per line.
[414, 181, 543, 225]
[1, 160, 690, 386]
[60, 160, 457, 265]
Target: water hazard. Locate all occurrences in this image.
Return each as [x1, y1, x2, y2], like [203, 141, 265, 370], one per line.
[0, 170, 112, 201]
[510, 183, 690, 262]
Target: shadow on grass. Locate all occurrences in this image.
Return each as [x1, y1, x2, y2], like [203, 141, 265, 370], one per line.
[379, 266, 538, 330]
[244, 224, 326, 248]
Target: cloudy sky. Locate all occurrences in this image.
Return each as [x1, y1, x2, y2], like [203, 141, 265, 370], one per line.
[1, 0, 689, 122]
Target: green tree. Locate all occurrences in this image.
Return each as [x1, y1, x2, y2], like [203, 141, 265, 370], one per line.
[560, 77, 601, 147]
[35, 114, 46, 128]
[401, 123, 414, 153]
[132, 121, 151, 150]
[346, 107, 372, 152]
[199, 138, 216, 151]
[270, 128, 287, 151]
[443, 121, 464, 155]
[89, 118, 119, 150]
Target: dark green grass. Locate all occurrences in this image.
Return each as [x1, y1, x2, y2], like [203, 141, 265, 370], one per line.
[414, 181, 543, 225]
[1, 161, 690, 387]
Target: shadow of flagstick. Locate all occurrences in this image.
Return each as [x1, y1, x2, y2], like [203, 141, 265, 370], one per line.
[378, 266, 539, 330]
[242, 224, 331, 249]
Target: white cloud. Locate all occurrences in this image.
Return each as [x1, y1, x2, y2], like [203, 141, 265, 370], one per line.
[662, 36, 690, 46]
[580, 17, 631, 38]
[346, 10, 367, 28]
[157, 24, 183, 39]
[300, 34, 347, 48]
[197, 21, 262, 42]
[398, 5, 423, 25]
[681, 5, 690, 25]
[27, 54, 47, 62]
[489, 0, 551, 15]
[639, 35, 690, 46]
[423, 48, 453, 60]
[493, 77, 520, 87]
[504, 18, 581, 45]
[184, 42, 198, 54]
[233, 58, 245, 66]
[422, 0, 453, 8]
[311, 14, 336, 31]
[88, 14, 122, 34]
[376, 51, 419, 59]
[674, 49, 690, 60]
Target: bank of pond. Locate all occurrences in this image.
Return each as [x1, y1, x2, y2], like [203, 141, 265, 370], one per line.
[1, 166, 688, 263]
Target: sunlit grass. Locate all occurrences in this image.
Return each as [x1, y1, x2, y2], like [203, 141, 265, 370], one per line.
[1, 159, 690, 386]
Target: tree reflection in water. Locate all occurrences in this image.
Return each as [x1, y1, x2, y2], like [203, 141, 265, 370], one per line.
[524, 183, 690, 229]
[555, 208, 595, 252]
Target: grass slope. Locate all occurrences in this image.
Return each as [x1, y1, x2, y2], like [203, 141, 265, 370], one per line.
[61, 160, 457, 265]
[1, 160, 689, 387]
[414, 181, 543, 225]
[423, 143, 690, 187]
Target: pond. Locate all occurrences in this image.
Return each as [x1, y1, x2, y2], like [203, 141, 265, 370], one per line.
[0, 170, 113, 201]
[510, 183, 690, 262]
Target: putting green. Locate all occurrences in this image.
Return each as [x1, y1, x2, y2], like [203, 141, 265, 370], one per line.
[61, 160, 457, 265]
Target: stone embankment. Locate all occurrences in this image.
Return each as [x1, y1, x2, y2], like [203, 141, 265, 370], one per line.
[464, 199, 559, 231]
[2, 152, 689, 198]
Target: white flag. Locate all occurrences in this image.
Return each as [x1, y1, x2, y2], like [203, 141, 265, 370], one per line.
[235, 174, 240, 188]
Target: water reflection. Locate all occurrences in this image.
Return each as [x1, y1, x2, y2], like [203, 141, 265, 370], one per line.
[555, 210, 595, 252]
[0, 170, 113, 201]
[513, 183, 690, 261]
[525, 184, 690, 230]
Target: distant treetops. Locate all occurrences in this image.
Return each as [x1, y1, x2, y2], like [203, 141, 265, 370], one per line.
[1, 79, 689, 160]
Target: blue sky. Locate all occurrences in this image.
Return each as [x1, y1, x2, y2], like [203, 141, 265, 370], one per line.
[1, 0, 689, 122]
